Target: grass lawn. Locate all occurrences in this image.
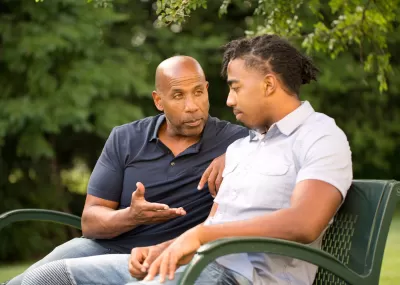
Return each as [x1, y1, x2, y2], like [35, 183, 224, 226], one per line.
[0, 262, 31, 282]
[1, 211, 399, 284]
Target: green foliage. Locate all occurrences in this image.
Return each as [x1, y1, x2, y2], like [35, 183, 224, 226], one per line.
[0, 0, 148, 261]
[61, 158, 91, 194]
[156, 0, 207, 24]
[1, 0, 147, 158]
[155, 0, 400, 93]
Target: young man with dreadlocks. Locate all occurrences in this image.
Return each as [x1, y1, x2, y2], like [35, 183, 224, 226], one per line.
[138, 34, 353, 285]
[23, 35, 353, 285]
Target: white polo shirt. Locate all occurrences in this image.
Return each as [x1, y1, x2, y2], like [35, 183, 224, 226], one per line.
[204, 101, 353, 285]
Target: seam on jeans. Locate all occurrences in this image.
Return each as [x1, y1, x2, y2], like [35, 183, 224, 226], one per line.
[65, 260, 78, 285]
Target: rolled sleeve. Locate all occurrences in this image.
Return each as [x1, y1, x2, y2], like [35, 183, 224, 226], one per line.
[296, 133, 353, 199]
[87, 127, 124, 202]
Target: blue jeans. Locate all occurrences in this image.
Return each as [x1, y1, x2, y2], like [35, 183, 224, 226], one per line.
[67, 257, 251, 285]
[8, 237, 120, 285]
[127, 262, 252, 285]
[21, 252, 252, 285]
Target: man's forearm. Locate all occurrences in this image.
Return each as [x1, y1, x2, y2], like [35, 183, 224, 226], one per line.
[82, 206, 137, 239]
[198, 208, 319, 245]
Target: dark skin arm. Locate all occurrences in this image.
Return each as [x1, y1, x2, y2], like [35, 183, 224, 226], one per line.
[198, 153, 226, 197]
[82, 152, 227, 239]
[145, 180, 343, 282]
[81, 182, 186, 239]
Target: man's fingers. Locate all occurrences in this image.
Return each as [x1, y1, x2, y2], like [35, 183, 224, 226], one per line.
[176, 207, 186, 215]
[129, 258, 146, 277]
[129, 249, 146, 277]
[168, 253, 178, 280]
[169, 207, 186, 216]
[143, 249, 159, 269]
[198, 165, 213, 190]
[159, 252, 170, 283]
[142, 202, 170, 211]
[144, 255, 162, 281]
[159, 209, 185, 217]
[215, 171, 223, 192]
[132, 182, 146, 199]
[143, 206, 185, 216]
[139, 207, 186, 224]
[207, 168, 218, 197]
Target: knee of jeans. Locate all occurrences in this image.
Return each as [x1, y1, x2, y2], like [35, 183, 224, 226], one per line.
[22, 260, 73, 285]
[45, 239, 76, 259]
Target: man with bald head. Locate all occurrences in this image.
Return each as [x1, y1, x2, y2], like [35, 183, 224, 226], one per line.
[13, 56, 248, 285]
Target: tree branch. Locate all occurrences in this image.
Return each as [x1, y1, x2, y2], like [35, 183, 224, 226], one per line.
[359, 0, 372, 63]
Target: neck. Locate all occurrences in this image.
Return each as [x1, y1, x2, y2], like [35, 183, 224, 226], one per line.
[262, 96, 301, 132]
[159, 121, 201, 144]
[275, 97, 301, 122]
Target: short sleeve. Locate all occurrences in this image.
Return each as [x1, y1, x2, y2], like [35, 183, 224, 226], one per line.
[296, 133, 353, 199]
[87, 127, 124, 202]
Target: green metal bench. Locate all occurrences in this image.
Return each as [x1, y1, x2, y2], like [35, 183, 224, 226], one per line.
[0, 209, 81, 232]
[179, 180, 400, 285]
[1, 179, 399, 285]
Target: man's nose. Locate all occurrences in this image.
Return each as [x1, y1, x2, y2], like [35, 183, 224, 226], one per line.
[185, 97, 199, 112]
[226, 90, 236, 107]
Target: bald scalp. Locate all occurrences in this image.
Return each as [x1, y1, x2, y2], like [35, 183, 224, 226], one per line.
[155, 56, 206, 94]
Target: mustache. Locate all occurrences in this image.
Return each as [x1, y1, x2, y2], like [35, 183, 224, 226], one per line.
[233, 108, 242, 115]
[183, 117, 203, 123]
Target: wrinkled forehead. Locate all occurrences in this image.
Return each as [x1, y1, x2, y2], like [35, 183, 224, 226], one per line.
[158, 68, 206, 93]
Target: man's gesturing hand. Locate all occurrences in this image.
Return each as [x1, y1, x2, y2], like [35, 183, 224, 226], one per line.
[198, 153, 226, 197]
[129, 182, 186, 225]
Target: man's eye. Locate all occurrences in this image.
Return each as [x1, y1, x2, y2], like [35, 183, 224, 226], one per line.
[195, 90, 203, 96]
[232, 87, 240, 92]
[174, 94, 183, 99]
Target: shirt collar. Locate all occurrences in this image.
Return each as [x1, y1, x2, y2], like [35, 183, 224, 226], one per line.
[149, 114, 213, 152]
[149, 114, 165, 142]
[276, 101, 314, 136]
[249, 101, 315, 141]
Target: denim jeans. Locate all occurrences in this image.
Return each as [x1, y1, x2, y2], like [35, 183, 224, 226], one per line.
[21, 252, 251, 285]
[17, 236, 251, 285]
[67, 256, 251, 285]
[8, 237, 119, 285]
[130, 262, 252, 285]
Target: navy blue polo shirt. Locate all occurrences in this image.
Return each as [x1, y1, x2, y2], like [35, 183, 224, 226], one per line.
[87, 114, 248, 253]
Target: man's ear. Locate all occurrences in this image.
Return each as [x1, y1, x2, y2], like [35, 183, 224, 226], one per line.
[152, 91, 164, 112]
[263, 74, 277, 97]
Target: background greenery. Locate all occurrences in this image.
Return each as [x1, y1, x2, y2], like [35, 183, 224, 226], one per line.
[0, 1, 399, 281]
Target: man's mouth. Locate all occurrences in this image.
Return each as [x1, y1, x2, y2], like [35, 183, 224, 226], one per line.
[184, 118, 202, 127]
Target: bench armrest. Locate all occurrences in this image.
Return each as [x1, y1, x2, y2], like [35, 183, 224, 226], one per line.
[179, 237, 365, 285]
[0, 209, 81, 231]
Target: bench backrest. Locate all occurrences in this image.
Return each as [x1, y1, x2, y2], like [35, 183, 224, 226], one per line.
[314, 180, 400, 285]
